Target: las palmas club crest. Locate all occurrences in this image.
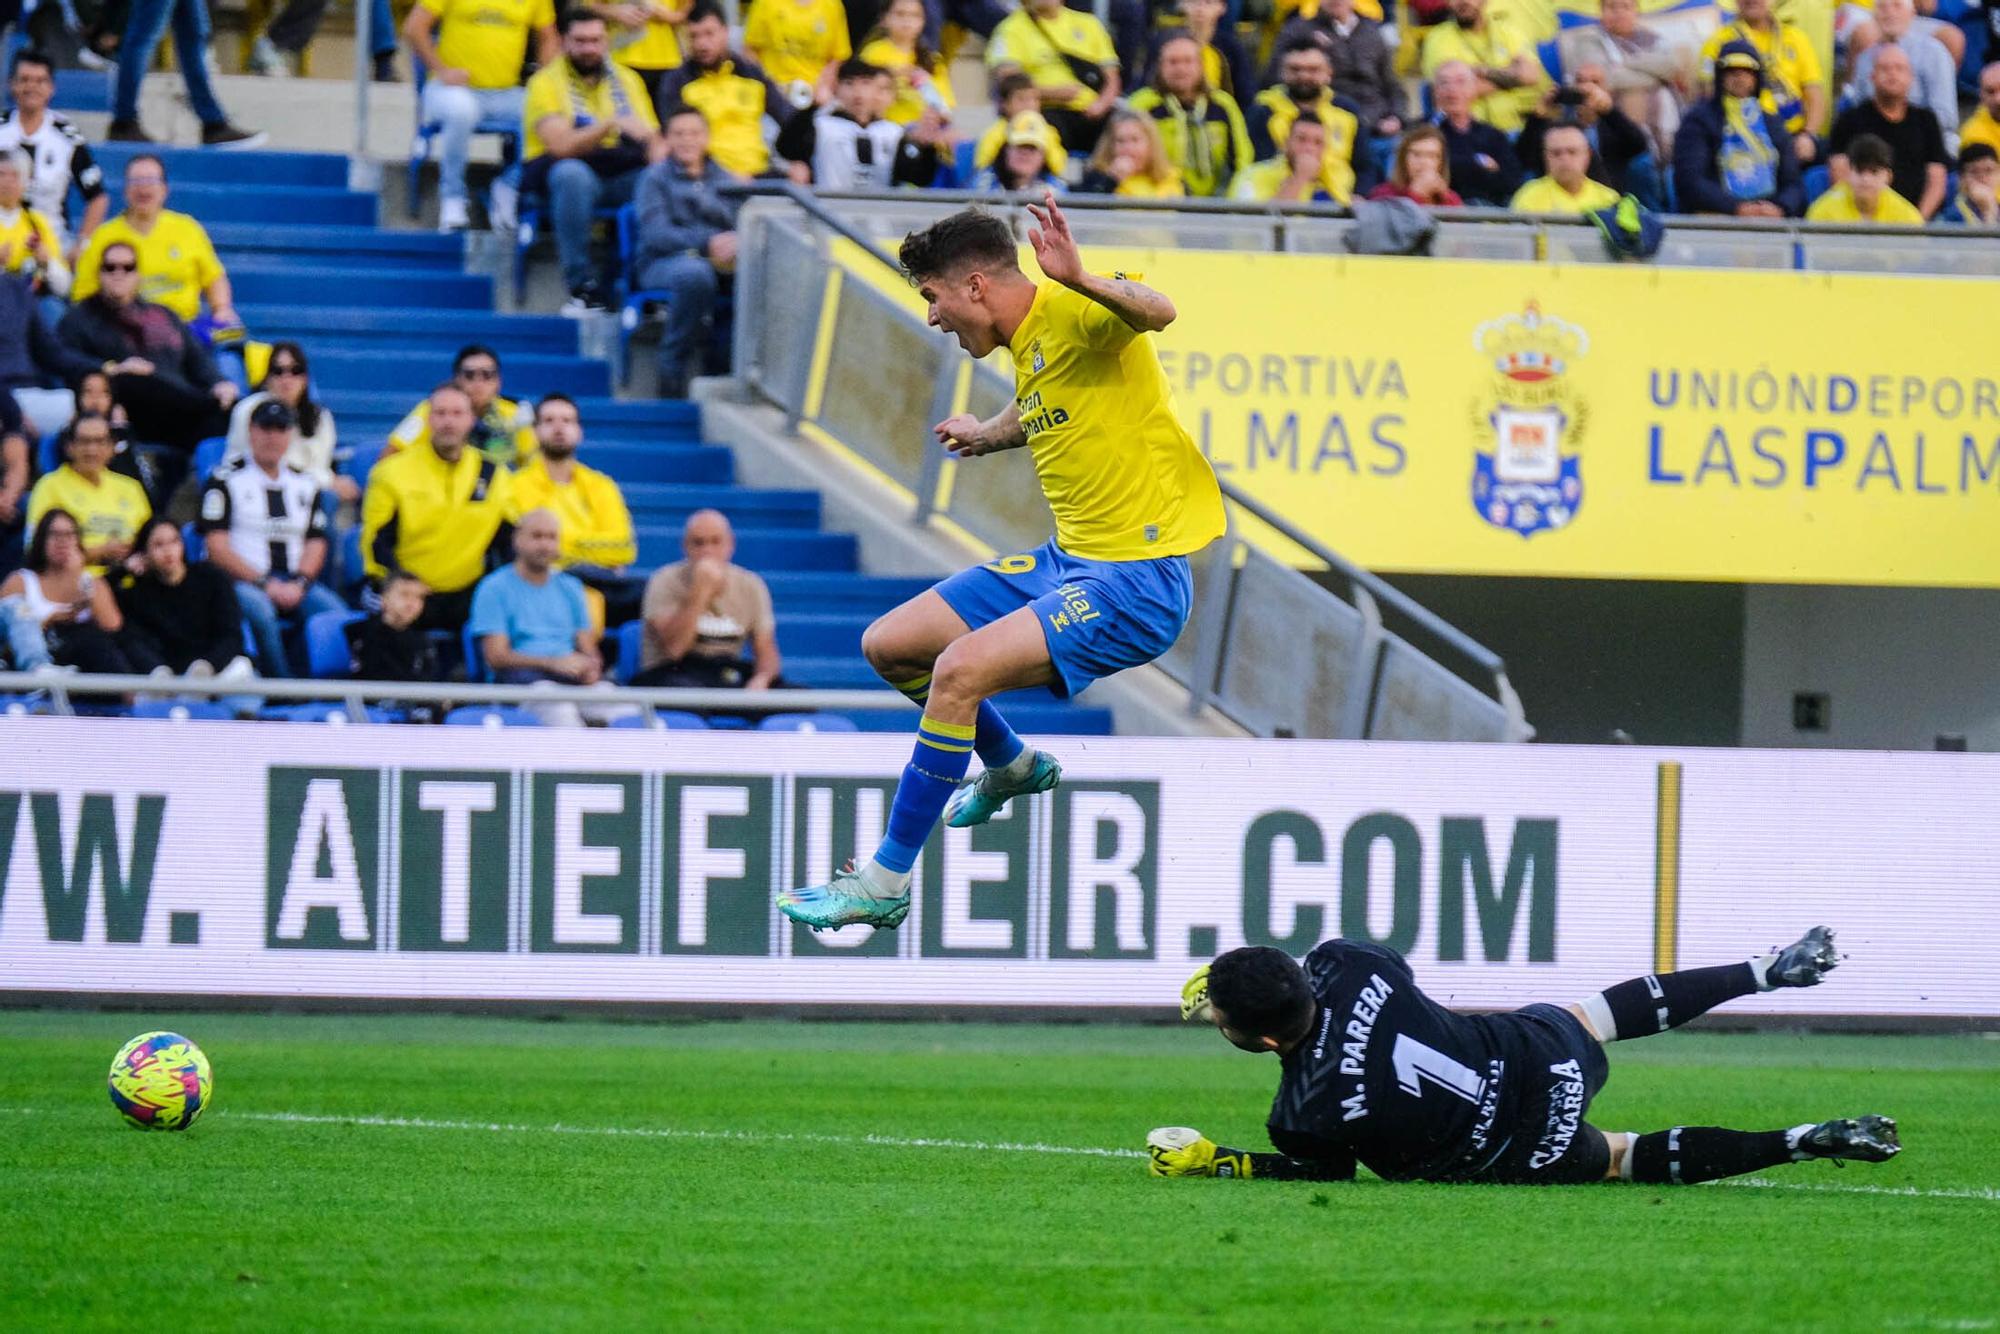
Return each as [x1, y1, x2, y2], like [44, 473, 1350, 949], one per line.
[1469, 303, 1589, 538]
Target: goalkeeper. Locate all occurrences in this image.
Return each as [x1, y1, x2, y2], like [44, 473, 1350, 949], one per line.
[1149, 928, 1902, 1187]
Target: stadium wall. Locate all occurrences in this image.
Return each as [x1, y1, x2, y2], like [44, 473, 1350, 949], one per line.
[1, 718, 1994, 1021]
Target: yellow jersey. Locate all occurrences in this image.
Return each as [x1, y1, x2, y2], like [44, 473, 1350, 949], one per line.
[744, 0, 850, 92]
[418, 0, 556, 89]
[0, 206, 61, 279]
[1420, 19, 1545, 133]
[361, 444, 518, 592]
[1510, 174, 1621, 215]
[1962, 107, 2000, 156]
[1806, 181, 1924, 225]
[511, 456, 638, 568]
[975, 116, 1069, 174]
[1104, 171, 1186, 197]
[72, 210, 221, 321]
[859, 37, 953, 126]
[521, 57, 660, 159]
[1699, 19, 1823, 134]
[1007, 279, 1224, 562]
[24, 465, 150, 573]
[985, 9, 1117, 112]
[387, 396, 534, 467]
[614, 9, 683, 70]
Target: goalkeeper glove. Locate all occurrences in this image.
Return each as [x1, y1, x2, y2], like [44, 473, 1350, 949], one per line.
[1146, 1126, 1254, 1178]
[1180, 965, 1212, 1024]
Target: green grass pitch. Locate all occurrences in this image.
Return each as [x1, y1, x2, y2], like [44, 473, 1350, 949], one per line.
[3, 1011, 1997, 1331]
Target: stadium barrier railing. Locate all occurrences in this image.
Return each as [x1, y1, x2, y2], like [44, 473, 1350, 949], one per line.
[726, 188, 1530, 743]
[0, 673, 910, 726]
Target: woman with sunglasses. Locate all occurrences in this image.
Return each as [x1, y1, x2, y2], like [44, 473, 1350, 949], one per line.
[224, 341, 352, 503]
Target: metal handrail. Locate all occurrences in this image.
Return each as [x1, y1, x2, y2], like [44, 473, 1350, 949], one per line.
[0, 672, 912, 722]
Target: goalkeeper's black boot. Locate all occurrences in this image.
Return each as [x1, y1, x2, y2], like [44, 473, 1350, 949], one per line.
[1794, 1116, 1901, 1163]
[1765, 926, 1840, 988]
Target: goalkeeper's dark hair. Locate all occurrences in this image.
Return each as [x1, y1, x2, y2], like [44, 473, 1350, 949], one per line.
[898, 210, 1018, 286]
[1207, 947, 1315, 1043]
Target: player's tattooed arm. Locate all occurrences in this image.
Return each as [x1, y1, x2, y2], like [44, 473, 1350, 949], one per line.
[933, 402, 1026, 458]
[1025, 190, 1177, 333]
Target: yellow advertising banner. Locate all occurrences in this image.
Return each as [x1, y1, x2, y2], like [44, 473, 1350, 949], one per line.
[835, 239, 1999, 586]
[1121, 249, 2000, 587]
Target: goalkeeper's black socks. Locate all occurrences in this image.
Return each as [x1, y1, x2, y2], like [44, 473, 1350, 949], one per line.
[1585, 962, 1761, 1041]
[1624, 1126, 1810, 1185]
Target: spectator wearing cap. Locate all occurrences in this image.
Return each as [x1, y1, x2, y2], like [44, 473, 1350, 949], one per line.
[510, 393, 644, 623]
[1672, 41, 1803, 218]
[971, 113, 1069, 192]
[1429, 61, 1521, 206]
[1806, 133, 1923, 225]
[1697, 0, 1824, 168]
[1938, 143, 2000, 227]
[197, 397, 345, 677]
[972, 73, 1070, 179]
[1829, 45, 1948, 220]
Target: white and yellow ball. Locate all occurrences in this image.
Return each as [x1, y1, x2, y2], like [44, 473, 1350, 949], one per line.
[108, 1032, 212, 1131]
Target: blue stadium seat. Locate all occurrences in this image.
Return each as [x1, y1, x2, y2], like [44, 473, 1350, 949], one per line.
[948, 139, 978, 189]
[230, 265, 493, 311]
[181, 521, 205, 562]
[36, 430, 57, 474]
[192, 436, 228, 483]
[618, 484, 820, 528]
[613, 619, 644, 685]
[339, 443, 384, 486]
[236, 306, 581, 358]
[267, 702, 402, 724]
[209, 224, 466, 270]
[306, 609, 365, 678]
[94, 144, 350, 188]
[1538, 39, 1564, 81]
[774, 613, 868, 657]
[758, 712, 861, 732]
[632, 528, 856, 571]
[51, 71, 113, 116]
[307, 348, 610, 397]
[463, 624, 487, 683]
[609, 710, 711, 729]
[443, 705, 545, 727]
[145, 183, 379, 228]
[132, 699, 236, 722]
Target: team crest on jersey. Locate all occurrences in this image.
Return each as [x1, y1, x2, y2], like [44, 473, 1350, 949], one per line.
[1469, 303, 1588, 539]
[1029, 339, 1045, 374]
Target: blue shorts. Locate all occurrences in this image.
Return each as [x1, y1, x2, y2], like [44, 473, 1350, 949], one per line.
[933, 539, 1194, 699]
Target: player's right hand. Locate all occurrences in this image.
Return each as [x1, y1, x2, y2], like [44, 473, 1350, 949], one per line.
[1147, 1126, 1220, 1177]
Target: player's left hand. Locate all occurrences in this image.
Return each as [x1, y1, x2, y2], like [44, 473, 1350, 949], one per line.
[934, 412, 994, 457]
[1025, 190, 1084, 288]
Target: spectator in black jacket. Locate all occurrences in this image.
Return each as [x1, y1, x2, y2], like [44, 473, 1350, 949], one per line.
[115, 515, 255, 680]
[0, 271, 97, 437]
[1515, 64, 1651, 195]
[1673, 41, 1804, 218]
[633, 108, 745, 398]
[1430, 61, 1520, 205]
[57, 241, 237, 450]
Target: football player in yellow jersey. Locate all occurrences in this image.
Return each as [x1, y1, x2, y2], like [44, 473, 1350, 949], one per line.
[778, 196, 1226, 933]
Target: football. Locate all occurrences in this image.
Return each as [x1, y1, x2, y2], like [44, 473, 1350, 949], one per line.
[107, 1032, 213, 1132]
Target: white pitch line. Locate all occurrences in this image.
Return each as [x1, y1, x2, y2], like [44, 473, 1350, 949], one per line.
[8, 1106, 1997, 1203]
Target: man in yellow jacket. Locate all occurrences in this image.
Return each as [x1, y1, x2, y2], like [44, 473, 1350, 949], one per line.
[510, 392, 643, 622]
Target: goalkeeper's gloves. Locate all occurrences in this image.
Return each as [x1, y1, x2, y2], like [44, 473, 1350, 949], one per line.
[1146, 1126, 1254, 1178]
[1180, 965, 1212, 1023]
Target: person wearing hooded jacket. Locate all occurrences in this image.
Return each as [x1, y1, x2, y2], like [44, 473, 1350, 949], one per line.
[1673, 41, 1804, 218]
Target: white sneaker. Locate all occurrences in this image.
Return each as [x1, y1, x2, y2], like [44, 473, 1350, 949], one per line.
[438, 197, 470, 232]
[488, 176, 519, 232]
[249, 35, 292, 77]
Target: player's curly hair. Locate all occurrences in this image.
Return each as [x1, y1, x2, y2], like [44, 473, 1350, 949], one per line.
[898, 209, 1018, 286]
[1207, 947, 1315, 1043]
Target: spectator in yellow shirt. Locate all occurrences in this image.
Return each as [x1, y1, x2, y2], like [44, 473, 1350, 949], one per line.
[984, 0, 1121, 152]
[362, 383, 518, 631]
[1510, 122, 1622, 214]
[1077, 111, 1187, 196]
[1961, 63, 2000, 156]
[656, 4, 796, 177]
[860, 0, 954, 132]
[0, 151, 68, 303]
[522, 11, 660, 315]
[1807, 132, 1924, 224]
[1420, 0, 1546, 133]
[24, 414, 148, 573]
[973, 73, 1070, 176]
[511, 392, 643, 622]
[72, 155, 233, 326]
[1229, 115, 1347, 201]
[1699, 0, 1826, 164]
[589, 0, 688, 98]
[387, 344, 535, 466]
[403, 0, 560, 232]
[745, 0, 851, 105]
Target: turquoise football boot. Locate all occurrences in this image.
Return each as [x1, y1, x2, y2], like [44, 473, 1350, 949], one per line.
[943, 750, 1062, 828]
[775, 861, 912, 932]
